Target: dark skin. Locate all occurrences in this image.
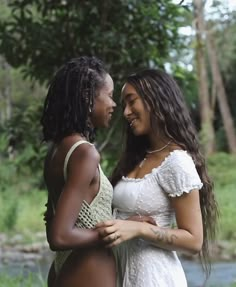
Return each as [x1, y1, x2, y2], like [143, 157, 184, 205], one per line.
[45, 134, 116, 287]
[45, 134, 156, 287]
[43, 74, 156, 287]
[43, 73, 118, 287]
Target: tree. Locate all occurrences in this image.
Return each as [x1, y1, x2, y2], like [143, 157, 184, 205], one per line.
[0, 56, 12, 123]
[193, 0, 215, 156]
[0, 0, 185, 175]
[206, 31, 236, 153]
[0, 0, 183, 84]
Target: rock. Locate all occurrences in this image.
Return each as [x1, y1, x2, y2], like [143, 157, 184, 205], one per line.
[35, 231, 46, 240]
[14, 242, 49, 253]
[220, 253, 233, 261]
[0, 233, 7, 245]
[217, 240, 234, 250]
[23, 260, 36, 268]
[8, 234, 24, 245]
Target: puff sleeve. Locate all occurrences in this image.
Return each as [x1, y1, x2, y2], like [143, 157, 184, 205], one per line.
[156, 150, 203, 197]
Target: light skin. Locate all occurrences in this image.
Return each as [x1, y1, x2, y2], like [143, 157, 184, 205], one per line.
[96, 82, 203, 254]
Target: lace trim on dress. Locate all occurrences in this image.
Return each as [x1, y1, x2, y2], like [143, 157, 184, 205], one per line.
[122, 150, 188, 182]
[167, 183, 203, 197]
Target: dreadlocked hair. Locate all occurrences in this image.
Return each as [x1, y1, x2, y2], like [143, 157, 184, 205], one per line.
[41, 56, 108, 142]
[111, 69, 218, 277]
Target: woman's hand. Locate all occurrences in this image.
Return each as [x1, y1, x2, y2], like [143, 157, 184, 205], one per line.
[95, 219, 146, 248]
[127, 215, 157, 225]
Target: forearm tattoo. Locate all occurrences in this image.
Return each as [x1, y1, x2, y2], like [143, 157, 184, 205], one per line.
[150, 227, 178, 245]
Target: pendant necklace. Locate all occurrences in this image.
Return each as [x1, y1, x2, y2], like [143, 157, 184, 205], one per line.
[139, 140, 172, 168]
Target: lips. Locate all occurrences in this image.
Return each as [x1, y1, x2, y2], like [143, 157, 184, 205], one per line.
[128, 118, 138, 127]
[108, 111, 113, 119]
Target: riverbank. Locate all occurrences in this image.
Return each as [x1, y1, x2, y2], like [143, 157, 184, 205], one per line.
[1, 232, 236, 287]
[1, 231, 236, 267]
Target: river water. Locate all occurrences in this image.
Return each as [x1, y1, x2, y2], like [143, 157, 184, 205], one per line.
[1, 257, 236, 286]
[182, 260, 236, 287]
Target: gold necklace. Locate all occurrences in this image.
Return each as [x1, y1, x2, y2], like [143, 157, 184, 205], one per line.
[146, 140, 172, 154]
[139, 140, 172, 168]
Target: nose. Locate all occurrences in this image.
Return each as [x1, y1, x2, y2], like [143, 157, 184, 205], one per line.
[123, 104, 131, 118]
[112, 99, 117, 108]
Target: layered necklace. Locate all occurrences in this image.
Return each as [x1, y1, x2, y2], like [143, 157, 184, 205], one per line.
[139, 140, 172, 168]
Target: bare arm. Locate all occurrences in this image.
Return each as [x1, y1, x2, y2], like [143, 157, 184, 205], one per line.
[96, 190, 203, 254]
[48, 144, 103, 251]
[141, 190, 203, 253]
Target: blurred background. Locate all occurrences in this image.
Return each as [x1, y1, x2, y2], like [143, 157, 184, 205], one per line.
[0, 0, 235, 286]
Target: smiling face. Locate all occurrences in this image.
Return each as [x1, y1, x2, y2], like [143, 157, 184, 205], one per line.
[122, 83, 151, 136]
[90, 73, 116, 128]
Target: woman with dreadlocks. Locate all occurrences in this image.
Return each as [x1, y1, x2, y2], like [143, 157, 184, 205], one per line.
[41, 56, 117, 287]
[96, 69, 218, 287]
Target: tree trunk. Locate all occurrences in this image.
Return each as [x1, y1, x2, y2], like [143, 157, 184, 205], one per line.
[206, 32, 236, 153]
[0, 56, 12, 122]
[193, 0, 215, 155]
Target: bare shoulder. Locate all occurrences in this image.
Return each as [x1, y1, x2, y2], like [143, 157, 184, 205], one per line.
[73, 141, 100, 162]
[60, 135, 100, 165]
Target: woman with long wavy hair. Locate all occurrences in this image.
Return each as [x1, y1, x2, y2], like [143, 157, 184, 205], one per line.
[96, 69, 218, 287]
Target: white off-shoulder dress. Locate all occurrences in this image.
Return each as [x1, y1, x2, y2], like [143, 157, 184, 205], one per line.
[113, 150, 203, 287]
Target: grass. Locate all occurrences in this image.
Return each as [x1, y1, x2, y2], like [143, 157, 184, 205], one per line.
[214, 184, 236, 241]
[0, 152, 235, 243]
[208, 153, 236, 242]
[0, 272, 46, 287]
[0, 188, 46, 242]
[0, 273, 235, 287]
[0, 152, 235, 287]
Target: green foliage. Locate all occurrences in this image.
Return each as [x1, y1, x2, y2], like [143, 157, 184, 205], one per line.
[0, 189, 18, 231]
[0, 152, 235, 245]
[0, 0, 183, 83]
[208, 153, 236, 187]
[0, 271, 46, 287]
[208, 9, 236, 130]
[215, 127, 230, 152]
[172, 65, 199, 107]
[0, 187, 46, 234]
[0, 0, 188, 183]
[16, 189, 46, 235]
[0, 99, 47, 188]
[208, 153, 236, 241]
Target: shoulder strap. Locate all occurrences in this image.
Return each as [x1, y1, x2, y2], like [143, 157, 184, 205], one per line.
[63, 140, 94, 181]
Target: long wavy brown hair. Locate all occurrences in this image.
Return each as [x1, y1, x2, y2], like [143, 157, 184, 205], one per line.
[111, 69, 218, 276]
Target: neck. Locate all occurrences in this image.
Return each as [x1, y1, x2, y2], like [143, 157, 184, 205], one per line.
[148, 133, 170, 151]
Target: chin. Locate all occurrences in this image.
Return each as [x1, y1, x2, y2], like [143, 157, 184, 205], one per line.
[101, 121, 109, 128]
[133, 127, 148, 136]
[132, 129, 143, 136]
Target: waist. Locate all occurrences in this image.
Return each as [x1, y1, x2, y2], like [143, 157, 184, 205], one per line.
[55, 246, 115, 274]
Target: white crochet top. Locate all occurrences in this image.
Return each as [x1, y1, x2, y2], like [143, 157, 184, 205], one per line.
[54, 140, 113, 274]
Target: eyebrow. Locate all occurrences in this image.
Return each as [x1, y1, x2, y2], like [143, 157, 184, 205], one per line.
[123, 93, 137, 100]
[121, 92, 137, 105]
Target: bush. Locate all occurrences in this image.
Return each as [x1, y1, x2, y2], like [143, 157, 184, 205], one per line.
[207, 153, 236, 241]
[0, 271, 46, 287]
